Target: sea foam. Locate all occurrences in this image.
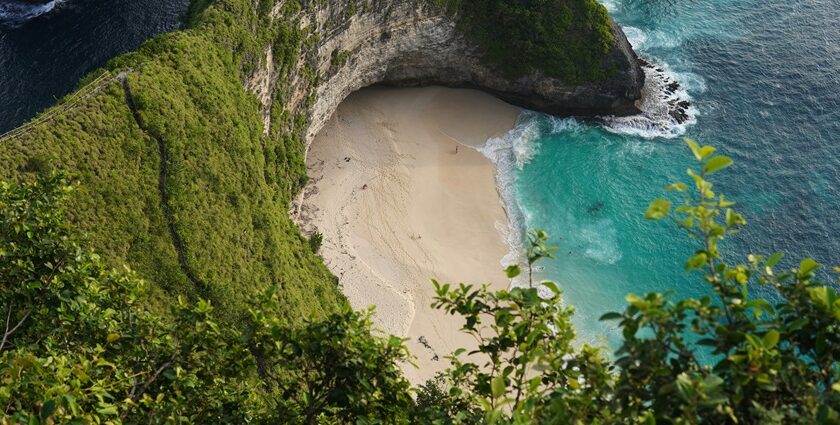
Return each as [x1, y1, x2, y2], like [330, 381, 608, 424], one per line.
[0, 0, 62, 25]
[602, 60, 699, 139]
[476, 115, 544, 275]
[599, 21, 706, 140]
[476, 113, 586, 289]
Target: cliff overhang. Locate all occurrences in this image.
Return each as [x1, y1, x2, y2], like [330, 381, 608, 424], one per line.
[247, 0, 645, 143]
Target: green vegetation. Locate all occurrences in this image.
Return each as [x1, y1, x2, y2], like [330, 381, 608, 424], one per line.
[0, 174, 410, 422]
[424, 141, 840, 423]
[309, 231, 324, 254]
[0, 0, 621, 326]
[1, 0, 836, 422]
[433, 0, 617, 82]
[0, 0, 345, 323]
[3, 144, 839, 423]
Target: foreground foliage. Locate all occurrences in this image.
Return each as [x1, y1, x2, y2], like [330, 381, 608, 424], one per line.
[0, 175, 411, 423]
[3, 142, 838, 423]
[423, 141, 840, 424]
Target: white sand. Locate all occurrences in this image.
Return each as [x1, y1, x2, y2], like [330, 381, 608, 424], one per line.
[295, 86, 520, 384]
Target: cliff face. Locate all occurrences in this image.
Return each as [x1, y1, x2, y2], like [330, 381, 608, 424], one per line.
[248, 0, 644, 144]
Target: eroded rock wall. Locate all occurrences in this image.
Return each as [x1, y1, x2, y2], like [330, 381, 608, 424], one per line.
[248, 0, 644, 145]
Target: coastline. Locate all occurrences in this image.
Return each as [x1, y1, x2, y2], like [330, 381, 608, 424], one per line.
[295, 86, 520, 384]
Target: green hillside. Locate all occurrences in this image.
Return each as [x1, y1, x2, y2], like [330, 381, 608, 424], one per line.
[0, 0, 346, 322]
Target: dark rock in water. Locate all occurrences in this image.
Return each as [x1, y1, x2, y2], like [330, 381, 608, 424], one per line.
[669, 108, 689, 124]
[666, 81, 681, 94]
[588, 201, 605, 214]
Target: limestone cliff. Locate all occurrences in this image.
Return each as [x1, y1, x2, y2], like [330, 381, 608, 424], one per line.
[247, 0, 644, 144]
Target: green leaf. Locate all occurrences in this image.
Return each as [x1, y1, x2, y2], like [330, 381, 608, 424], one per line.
[766, 252, 784, 268]
[541, 281, 560, 296]
[725, 209, 746, 227]
[64, 395, 80, 416]
[625, 294, 645, 309]
[788, 318, 809, 331]
[703, 156, 733, 174]
[685, 252, 708, 271]
[645, 198, 672, 220]
[763, 330, 780, 348]
[96, 405, 119, 416]
[800, 258, 820, 275]
[505, 265, 521, 278]
[685, 138, 716, 161]
[491, 375, 505, 399]
[599, 312, 622, 321]
[745, 334, 762, 349]
[40, 399, 57, 419]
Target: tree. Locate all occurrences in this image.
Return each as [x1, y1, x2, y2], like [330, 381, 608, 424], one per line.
[3, 139, 839, 424]
[606, 139, 840, 423]
[0, 174, 256, 423]
[0, 174, 416, 423]
[248, 291, 414, 424]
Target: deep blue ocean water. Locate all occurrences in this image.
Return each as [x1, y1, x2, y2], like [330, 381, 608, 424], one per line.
[483, 0, 840, 345]
[0, 0, 188, 133]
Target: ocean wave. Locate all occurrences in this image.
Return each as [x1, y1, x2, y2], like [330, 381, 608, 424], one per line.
[601, 59, 699, 139]
[580, 219, 622, 264]
[476, 115, 544, 274]
[0, 0, 62, 25]
[623, 26, 648, 50]
[546, 114, 584, 135]
[599, 0, 618, 13]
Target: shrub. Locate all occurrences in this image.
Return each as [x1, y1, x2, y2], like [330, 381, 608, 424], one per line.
[309, 230, 324, 253]
[0, 174, 414, 423]
[422, 140, 840, 424]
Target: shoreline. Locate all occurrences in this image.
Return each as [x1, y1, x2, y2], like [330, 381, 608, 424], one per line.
[295, 86, 520, 384]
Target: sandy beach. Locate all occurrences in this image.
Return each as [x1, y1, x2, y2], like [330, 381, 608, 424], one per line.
[294, 86, 520, 384]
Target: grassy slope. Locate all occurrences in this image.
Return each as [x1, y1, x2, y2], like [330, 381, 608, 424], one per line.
[0, 0, 345, 322]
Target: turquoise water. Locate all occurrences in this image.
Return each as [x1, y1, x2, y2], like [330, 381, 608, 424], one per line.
[488, 0, 840, 346]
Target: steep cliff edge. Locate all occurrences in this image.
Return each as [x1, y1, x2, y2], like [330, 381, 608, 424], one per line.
[0, 0, 644, 324]
[245, 0, 644, 142]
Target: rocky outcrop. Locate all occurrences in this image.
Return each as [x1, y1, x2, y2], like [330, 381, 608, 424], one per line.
[251, 1, 644, 143]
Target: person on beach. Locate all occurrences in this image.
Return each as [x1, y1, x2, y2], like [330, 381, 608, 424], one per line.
[455, 145, 459, 154]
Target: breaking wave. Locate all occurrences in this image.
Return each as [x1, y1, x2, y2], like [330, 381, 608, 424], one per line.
[0, 0, 62, 25]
